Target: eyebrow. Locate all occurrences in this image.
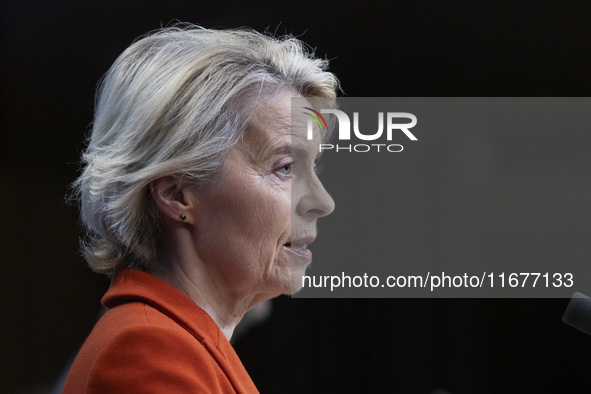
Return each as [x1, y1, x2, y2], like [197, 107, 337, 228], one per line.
[272, 144, 292, 156]
[272, 144, 312, 160]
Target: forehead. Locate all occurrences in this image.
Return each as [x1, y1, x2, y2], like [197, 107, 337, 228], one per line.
[242, 94, 322, 159]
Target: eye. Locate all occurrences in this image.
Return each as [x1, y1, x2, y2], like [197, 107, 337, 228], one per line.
[277, 162, 292, 175]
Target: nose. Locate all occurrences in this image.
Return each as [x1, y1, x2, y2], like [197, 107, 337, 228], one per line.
[296, 174, 335, 219]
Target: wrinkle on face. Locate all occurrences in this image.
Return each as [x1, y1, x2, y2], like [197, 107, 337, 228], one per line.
[188, 92, 332, 304]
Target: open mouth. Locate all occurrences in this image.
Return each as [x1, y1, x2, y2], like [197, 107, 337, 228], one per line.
[283, 237, 315, 260]
[284, 242, 305, 249]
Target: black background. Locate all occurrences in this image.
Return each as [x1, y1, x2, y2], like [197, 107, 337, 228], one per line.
[1, 1, 590, 393]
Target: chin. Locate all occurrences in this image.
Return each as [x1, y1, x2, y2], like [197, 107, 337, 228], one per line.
[288, 265, 309, 295]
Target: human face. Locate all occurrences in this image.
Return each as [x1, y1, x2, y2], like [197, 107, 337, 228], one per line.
[191, 93, 334, 301]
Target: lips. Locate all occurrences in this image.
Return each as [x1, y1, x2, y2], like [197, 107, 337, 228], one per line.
[283, 236, 315, 261]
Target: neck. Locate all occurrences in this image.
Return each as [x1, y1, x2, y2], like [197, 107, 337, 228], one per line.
[153, 240, 265, 341]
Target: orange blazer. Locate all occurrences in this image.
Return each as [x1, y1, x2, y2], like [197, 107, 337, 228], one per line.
[63, 269, 259, 393]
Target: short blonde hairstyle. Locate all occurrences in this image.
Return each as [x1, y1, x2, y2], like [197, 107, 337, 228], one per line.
[72, 24, 339, 276]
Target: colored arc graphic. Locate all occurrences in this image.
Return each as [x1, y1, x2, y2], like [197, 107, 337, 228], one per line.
[302, 106, 329, 131]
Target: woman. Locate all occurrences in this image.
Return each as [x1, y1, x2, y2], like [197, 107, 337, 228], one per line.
[63, 25, 337, 392]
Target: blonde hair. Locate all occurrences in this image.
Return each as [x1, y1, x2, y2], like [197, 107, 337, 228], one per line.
[72, 24, 339, 276]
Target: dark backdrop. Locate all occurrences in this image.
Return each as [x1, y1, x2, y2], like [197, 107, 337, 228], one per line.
[1, 1, 590, 393]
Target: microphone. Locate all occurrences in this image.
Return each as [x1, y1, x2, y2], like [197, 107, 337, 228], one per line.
[562, 292, 591, 336]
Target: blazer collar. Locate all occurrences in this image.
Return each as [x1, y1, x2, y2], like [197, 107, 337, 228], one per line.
[102, 269, 223, 348]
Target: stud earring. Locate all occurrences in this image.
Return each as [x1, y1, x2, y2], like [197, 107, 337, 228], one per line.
[179, 214, 187, 221]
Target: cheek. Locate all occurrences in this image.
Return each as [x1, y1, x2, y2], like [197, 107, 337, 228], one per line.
[242, 190, 292, 275]
[200, 182, 291, 255]
[247, 191, 291, 243]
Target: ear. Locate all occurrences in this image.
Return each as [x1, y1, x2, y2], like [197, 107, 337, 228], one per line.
[149, 177, 197, 225]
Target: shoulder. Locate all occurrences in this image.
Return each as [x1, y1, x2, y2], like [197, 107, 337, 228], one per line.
[63, 302, 230, 393]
